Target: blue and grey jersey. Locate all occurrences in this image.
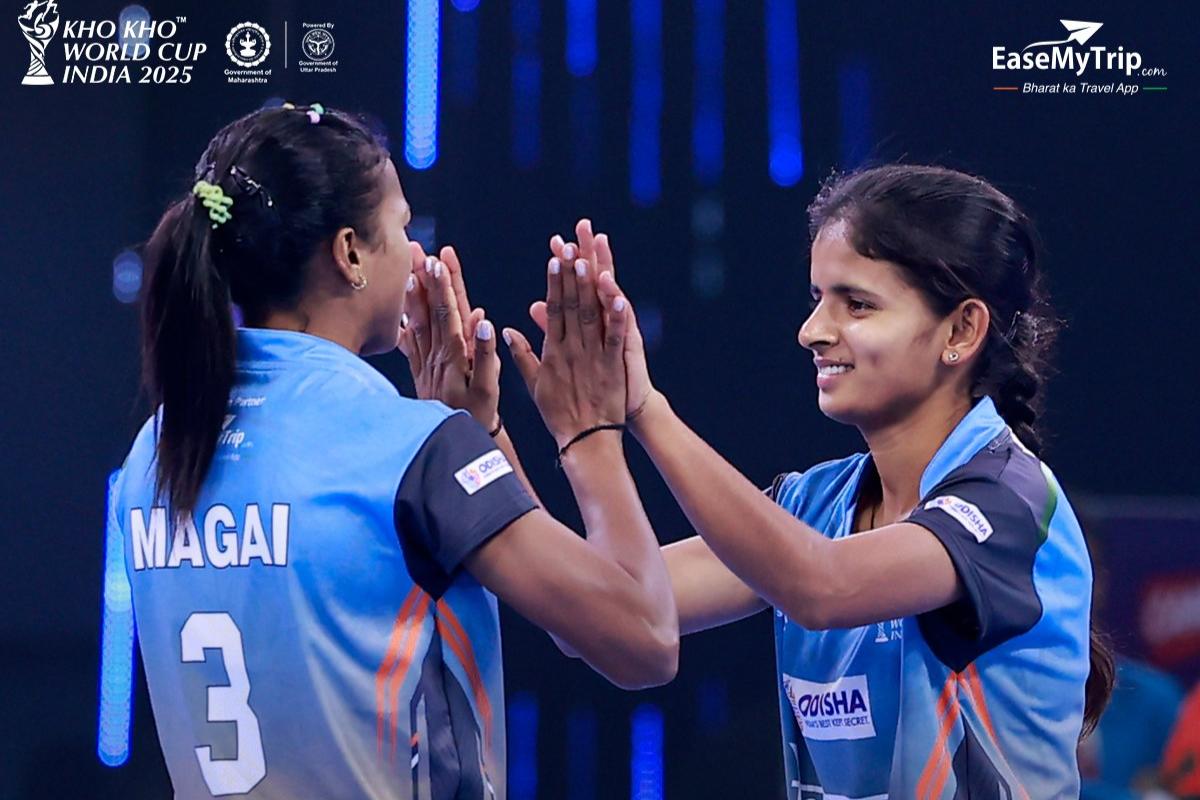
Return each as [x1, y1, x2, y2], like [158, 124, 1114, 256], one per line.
[770, 396, 1092, 799]
[114, 328, 537, 799]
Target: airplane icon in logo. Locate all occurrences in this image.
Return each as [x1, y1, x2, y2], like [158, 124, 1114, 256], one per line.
[1023, 20, 1103, 51]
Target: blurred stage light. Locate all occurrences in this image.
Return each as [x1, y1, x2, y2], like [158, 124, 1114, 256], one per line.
[511, 0, 542, 169]
[630, 0, 663, 205]
[567, 706, 597, 800]
[692, 0, 724, 186]
[405, 0, 440, 169]
[112, 249, 142, 304]
[510, 692, 538, 800]
[97, 471, 135, 767]
[630, 704, 664, 800]
[765, 0, 803, 186]
[566, 0, 597, 77]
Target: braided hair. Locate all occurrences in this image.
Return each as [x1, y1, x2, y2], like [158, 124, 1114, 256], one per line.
[807, 163, 1113, 738]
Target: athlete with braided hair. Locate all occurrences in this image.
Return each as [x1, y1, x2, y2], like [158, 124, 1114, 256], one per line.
[508, 165, 1114, 798]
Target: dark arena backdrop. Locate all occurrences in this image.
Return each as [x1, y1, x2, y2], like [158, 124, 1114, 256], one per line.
[2, 1, 1198, 798]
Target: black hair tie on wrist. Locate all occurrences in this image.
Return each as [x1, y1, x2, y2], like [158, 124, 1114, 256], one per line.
[488, 417, 504, 438]
[555, 423, 625, 468]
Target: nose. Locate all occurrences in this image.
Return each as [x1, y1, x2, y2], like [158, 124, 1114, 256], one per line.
[797, 302, 835, 351]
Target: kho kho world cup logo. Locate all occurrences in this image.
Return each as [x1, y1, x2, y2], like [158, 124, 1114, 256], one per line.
[18, 0, 60, 85]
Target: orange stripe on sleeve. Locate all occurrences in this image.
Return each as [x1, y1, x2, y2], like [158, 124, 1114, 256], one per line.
[387, 592, 432, 758]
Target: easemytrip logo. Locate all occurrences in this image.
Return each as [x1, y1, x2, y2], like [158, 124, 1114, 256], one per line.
[992, 20, 1168, 96]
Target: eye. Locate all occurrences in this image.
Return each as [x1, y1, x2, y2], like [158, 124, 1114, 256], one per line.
[847, 298, 873, 313]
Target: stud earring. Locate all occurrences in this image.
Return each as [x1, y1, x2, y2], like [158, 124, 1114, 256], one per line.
[351, 271, 368, 291]
[946, 351, 960, 363]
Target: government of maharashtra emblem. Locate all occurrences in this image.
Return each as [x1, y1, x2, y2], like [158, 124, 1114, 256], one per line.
[19, 0, 60, 85]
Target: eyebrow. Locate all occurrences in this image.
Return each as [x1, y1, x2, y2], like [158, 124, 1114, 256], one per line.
[810, 283, 880, 300]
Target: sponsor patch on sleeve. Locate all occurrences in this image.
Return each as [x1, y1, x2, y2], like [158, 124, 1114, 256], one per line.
[924, 494, 994, 543]
[781, 673, 876, 741]
[453, 449, 514, 496]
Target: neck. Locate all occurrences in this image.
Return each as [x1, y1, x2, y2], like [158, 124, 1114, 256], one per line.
[256, 305, 366, 355]
[859, 389, 975, 525]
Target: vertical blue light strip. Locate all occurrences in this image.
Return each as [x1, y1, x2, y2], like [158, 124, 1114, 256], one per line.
[630, 0, 662, 205]
[630, 704, 664, 800]
[838, 60, 872, 169]
[765, 0, 803, 186]
[511, 0, 542, 169]
[509, 692, 538, 799]
[97, 470, 135, 767]
[447, 3, 479, 108]
[405, 0, 440, 169]
[567, 706, 598, 800]
[566, 0, 597, 77]
[692, 0, 724, 186]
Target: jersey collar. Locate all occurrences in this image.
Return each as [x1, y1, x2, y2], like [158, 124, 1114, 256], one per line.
[918, 395, 1009, 498]
[235, 327, 362, 367]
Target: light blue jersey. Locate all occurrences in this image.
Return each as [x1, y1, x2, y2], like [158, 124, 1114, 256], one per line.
[114, 329, 536, 799]
[770, 396, 1092, 799]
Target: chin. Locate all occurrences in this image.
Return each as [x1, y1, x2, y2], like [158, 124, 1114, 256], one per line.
[816, 392, 869, 426]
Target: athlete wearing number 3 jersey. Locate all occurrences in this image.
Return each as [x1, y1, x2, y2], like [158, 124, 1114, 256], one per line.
[115, 105, 677, 799]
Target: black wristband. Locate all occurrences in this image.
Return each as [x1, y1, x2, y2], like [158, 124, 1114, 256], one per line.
[556, 423, 625, 468]
[488, 416, 504, 437]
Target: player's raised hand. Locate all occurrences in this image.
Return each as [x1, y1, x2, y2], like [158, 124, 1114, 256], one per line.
[503, 248, 629, 451]
[531, 223, 657, 423]
[399, 243, 500, 431]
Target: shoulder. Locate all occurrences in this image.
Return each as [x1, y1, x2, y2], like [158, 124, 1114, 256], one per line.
[923, 429, 1054, 526]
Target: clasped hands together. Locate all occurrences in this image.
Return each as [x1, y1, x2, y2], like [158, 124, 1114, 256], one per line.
[396, 219, 656, 452]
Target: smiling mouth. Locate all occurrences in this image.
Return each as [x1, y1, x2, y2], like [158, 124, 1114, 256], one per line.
[817, 365, 854, 376]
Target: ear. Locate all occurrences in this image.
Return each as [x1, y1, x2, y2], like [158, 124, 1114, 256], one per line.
[330, 226, 364, 288]
[944, 298, 990, 365]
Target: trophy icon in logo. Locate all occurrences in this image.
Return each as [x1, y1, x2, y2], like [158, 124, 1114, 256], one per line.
[18, 0, 60, 85]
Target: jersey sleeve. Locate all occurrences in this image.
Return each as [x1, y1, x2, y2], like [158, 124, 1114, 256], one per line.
[393, 412, 538, 598]
[904, 473, 1044, 670]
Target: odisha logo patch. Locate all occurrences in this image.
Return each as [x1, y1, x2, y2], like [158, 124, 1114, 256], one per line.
[454, 449, 513, 496]
[925, 495, 994, 543]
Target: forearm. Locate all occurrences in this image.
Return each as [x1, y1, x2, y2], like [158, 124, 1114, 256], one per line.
[560, 431, 678, 634]
[631, 392, 834, 622]
[491, 426, 542, 506]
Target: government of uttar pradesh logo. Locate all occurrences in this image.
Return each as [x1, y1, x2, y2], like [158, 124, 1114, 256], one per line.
[18, 0, 60, 85]
[225, 21, 270, 68]
[301, 27, 334, 61]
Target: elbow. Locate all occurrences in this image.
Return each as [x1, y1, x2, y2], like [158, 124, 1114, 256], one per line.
[778, 576, 855, 632]
[608, 624, 680, 690]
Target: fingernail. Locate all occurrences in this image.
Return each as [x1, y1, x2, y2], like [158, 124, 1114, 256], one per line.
[551, 234, 564, 248]
[477, 320, 493, 341]
[502, 329, 513, 346]
[425, 255, 436, 272]
[549, 257, 561, 275]
[614, 297, 626, 312]
[434, 261, 444, 279]
[600, 270, 612, 283]
[563, 243, 577, 260]
[575, 259, 588, 277]
[401, 312, 410, 327]
[406, 274, 416, 291]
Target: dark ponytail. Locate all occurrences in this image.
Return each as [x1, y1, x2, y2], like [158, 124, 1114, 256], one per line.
[141, 196, 236, 518]
[808, 163, 1114, 737]
[140, 104, 390, 518]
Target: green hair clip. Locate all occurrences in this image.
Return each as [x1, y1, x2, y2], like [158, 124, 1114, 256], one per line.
[192, 180, 233, 228]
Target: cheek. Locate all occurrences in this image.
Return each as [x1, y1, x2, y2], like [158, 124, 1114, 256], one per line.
[849, 320, 939, 384]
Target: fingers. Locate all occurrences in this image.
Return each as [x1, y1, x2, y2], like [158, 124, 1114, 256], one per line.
[559, 241, 581, 346]
[599, 270, 644, 357]
[574, 257, 604, 350]
[405, 247, 431, 366]
[419, 254, 467, 366]
[545, 255, 564, 345]
[439, 246, 476, 353]
[503, 327, 541, 397]
[529, 300, 548, 334]
[599, 285, 628, 367]
[471, 317, 500, 412]
[594, 231, 615, 279]
[575, 218, 595, 266]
